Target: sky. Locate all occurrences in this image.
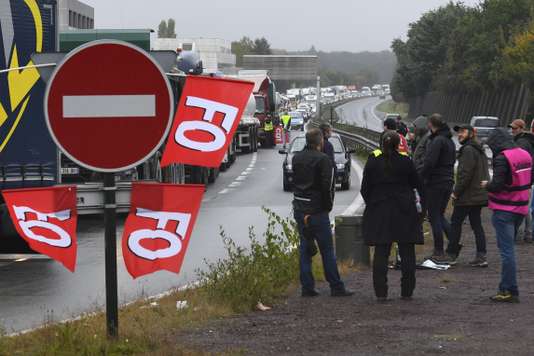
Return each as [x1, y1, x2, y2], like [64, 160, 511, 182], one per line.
[82, 0, 482, 52]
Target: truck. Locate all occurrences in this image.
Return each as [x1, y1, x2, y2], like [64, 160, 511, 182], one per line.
[236, 70, 278, 148]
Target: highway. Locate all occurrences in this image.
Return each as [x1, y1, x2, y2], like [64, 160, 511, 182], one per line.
[0, 125, 366, 332]
[335, 97, 386, 132]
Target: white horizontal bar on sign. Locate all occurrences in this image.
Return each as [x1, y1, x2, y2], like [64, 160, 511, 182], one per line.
[62, 95, 156, 118]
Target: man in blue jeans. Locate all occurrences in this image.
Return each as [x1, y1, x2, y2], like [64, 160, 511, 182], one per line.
[292, 128, 353, 297]
[484, 128, 532, 303]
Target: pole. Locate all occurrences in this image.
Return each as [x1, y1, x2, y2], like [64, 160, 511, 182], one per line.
[330, 105, 334, 126]
[104, 173, 118, 338]
[316, 75, 321, 120]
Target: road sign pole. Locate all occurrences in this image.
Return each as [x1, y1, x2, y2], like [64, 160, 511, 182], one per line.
[103, 173, 118, 338]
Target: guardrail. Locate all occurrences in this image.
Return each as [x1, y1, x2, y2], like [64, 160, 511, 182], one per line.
[310, 120, 380, 153]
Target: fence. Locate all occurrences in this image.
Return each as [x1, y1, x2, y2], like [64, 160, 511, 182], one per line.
[407, 84, 530, 126]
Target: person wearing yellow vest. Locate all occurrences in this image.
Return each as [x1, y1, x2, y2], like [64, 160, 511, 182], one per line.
[281, 111, 292, 147]
[263, 119, 274, 147]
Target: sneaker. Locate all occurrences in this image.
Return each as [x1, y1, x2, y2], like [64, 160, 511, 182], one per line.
[469, 255, 488, 268]
[429, 253, 449, 264]
[331, 289, 354, 297]
[490, 291, 519, 303]
[301, 289, 320, 297]
[447, 254, 458, 266]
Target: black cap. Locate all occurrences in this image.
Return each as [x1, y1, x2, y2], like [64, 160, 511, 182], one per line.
[453, 124, 474, 132]
[384, 118, 397, 130]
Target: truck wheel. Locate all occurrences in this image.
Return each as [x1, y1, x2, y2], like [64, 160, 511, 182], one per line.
[208, 168, 219, 183]
[252, 129, 258, 152]
[283, 175, 291, 192]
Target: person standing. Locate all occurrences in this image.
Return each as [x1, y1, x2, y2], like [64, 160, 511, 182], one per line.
[447, 125, 490, 266]
[361, 131, 423, 301]
[509, 119, 534, 243]
[483, 128, 532, 303]
[281, 111, 292, 148]
[292, 128, 353, 297]
[396, 115, 408, 137]
[421, 114, 456, 262]
[381, 118, 409, 155]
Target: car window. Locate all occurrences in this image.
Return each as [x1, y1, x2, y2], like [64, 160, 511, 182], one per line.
[473, 119, 499, 127]
[330, 137, 345, 153]
[290, 138, 306, 153]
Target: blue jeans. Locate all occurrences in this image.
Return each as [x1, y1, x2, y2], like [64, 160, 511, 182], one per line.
[294, 211, 344, 292]
[491, 210, 524, 296]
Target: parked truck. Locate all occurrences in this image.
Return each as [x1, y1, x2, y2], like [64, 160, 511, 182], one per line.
[236, 70, 278, 148]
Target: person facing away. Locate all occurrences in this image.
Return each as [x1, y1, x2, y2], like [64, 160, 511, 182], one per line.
[509, 119, 534, 243]
[483, 128, 532, 303]
[447, 125, 490, 267]
[292, 128, 353, 298]
[381, 118, 409, 155]
[396, 115, 408, 137]
[421, 114, 456, 263]
[361, 131, 423, 301]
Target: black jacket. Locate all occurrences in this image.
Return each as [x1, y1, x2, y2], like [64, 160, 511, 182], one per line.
[486, 128, 517, 193]
[453, 138, 489, 206]
[421, 125, 456, 187]
[413, 132, 430, 175]
[361, 151, 424, 245]
[292, 147, 334, 214]
[514, 132, 534, 184]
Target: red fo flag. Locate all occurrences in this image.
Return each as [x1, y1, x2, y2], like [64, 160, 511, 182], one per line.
[2, 186, 78, 272]
[161, 75, 254, 168]
[122, 182, 204, 278]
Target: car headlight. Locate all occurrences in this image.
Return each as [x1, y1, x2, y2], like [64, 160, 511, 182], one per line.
[336, 163, 346, 170]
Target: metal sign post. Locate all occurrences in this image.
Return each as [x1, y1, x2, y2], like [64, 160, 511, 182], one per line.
[103, 173, 118, 337]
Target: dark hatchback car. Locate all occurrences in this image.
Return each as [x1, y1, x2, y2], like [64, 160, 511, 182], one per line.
[279, 133, 354, 191]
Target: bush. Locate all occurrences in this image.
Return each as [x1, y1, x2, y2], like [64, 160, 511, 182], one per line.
[198, 208, 300, 312]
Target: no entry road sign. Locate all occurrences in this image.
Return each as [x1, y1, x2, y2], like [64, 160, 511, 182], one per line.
[45, 40, 174, 172]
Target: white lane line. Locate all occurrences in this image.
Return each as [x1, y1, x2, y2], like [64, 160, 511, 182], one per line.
[228, 182, 241, 188]
[341, 159, 365, 216]
[219, 189, 230, 195]
[241, 171, 250, 176]
[246, 167, 253, 171]
[63, 95, 155, 118]
[236, 176, 247, 181]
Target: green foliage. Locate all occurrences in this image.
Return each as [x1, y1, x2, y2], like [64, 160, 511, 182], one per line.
[157, 18, 177, 38]
[231, 36, 272, 66]
[392, 0, 534, 99]
[198, 208, 300, 312]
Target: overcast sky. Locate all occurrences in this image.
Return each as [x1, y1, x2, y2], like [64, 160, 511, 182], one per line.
[82, 0, 481, 52]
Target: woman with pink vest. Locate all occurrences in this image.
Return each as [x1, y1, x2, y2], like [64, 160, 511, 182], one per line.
[483, 128, 532, 303]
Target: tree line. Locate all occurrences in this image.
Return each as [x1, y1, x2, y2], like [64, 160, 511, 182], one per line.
[391, 0, 534, 101]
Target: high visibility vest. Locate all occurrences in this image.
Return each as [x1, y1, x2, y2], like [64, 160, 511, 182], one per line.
[399, 135, 409, 155]
[264, 121, 274, 131]
[281, 115, 291, 127]
[488, 148, 532, 216]
[372, 149, 408, 157]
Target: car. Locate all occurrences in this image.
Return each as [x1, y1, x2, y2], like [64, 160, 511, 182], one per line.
[288, 111, 305, 130]
[470, 116, 499, 142]
[384, 113, 401, 122]
[279, 133, 355, 191]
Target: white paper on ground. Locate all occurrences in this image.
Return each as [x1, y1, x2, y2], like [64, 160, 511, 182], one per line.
[420, 259, 450, 271]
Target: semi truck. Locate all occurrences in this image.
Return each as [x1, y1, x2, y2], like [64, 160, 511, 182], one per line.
[236, 70, 278, 148]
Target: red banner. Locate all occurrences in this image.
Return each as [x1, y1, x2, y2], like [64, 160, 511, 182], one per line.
[161, 76, 254, 168]
[2, 186, 78, 272]
[122, 182, 204, 278]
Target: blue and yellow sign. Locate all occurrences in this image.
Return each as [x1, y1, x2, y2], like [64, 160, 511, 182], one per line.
[0, 0, 57, 187]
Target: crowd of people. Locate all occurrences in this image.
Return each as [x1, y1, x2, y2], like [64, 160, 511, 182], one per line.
[291, 114, 534, 303]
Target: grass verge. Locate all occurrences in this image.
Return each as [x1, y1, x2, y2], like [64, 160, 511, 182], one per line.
[0, 209, 310, 356]
[376, 100, 409, 118]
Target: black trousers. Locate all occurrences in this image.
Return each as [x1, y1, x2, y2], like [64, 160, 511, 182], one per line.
[447, 205, 487, 256]
[373, 243, 416, 298]
[425, 186, 452, 254]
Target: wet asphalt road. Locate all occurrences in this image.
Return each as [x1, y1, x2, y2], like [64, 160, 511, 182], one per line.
[0, 128, 364, 332]
[335, 96, 386, 132]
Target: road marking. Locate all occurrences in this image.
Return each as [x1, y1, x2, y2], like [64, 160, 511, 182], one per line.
[341, 159, 365, 216]
[228, 182, 241, 188]
[236, 175, 247, 181]
[62, 95, 156, 118]
[218, 189, 230, 195]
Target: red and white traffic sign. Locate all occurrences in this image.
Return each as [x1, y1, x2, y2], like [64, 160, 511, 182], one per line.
[44, 40, 174, 172]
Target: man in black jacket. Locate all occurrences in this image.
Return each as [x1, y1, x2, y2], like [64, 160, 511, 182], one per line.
[448, 125, 490, 266]
[510, 119, 534, 243]
[421, 114, 456, 262]
[293, 128, 353, 297]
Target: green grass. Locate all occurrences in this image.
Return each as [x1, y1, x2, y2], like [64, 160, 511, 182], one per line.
[376, 100, 410, 118]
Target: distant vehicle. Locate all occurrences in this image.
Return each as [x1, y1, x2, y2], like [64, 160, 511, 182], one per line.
[378, 91, 386, 99]
[470, 116, 500, 142]
[384, 113, 401, 121]
[279, 133, 354, 191]
[289, 111, 305, 130]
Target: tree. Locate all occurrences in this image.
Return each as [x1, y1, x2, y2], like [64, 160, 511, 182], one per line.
[253, 37, 272, 55]
[231, 36, 255, 66]
[157, 20, 168, 38]
[157, 18, 176, 38]
[502, 21, 534, 87]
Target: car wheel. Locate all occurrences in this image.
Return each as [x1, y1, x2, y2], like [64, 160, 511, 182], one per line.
[341, 175, 350, 190]
[283, 174, 291, 192]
